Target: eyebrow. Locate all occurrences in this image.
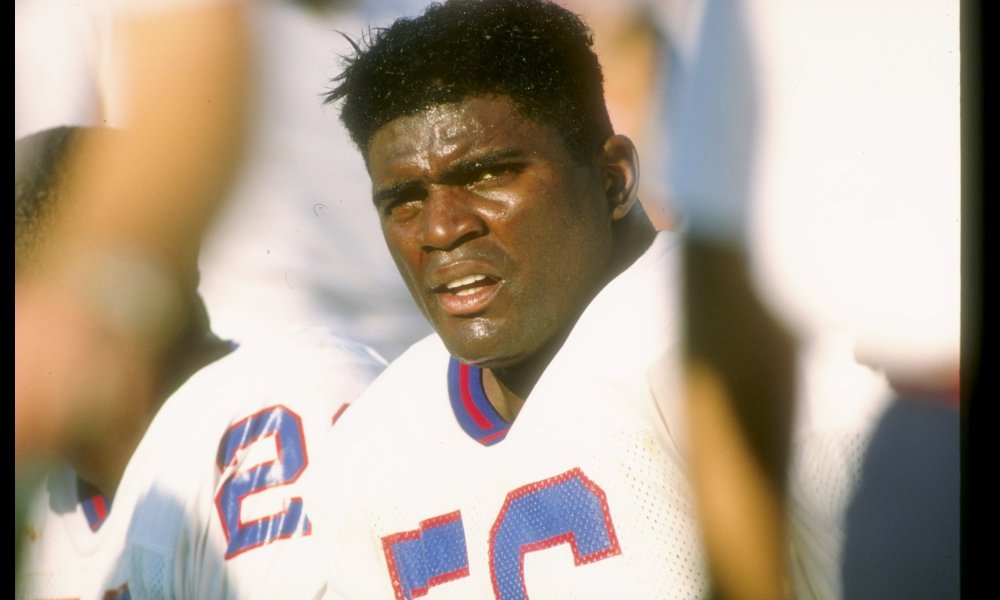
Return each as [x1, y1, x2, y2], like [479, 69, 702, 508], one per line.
[441, 148, 525, 182]
[372, 148, 527, 206]
[373, 181, 422, 205]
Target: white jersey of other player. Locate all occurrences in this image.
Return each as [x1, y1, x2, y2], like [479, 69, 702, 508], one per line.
[785, 331, 895, 599]
[17, 326, 386, 600]
[311, 231, 708, 600]
[17, 464, 133, 600]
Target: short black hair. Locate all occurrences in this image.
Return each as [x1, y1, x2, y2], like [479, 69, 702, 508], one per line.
[325, 0, 614, 163]
[15, 126, 79, 274]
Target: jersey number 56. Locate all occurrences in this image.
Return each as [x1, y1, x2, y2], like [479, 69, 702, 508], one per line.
[382, 467, 620, 600]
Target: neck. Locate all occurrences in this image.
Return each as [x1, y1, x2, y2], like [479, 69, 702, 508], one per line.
[610, 202, 658, 279]
[484, 326, 569, 422]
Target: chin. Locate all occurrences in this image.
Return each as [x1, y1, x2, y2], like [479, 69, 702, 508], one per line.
[440, 313, 559, 370]
[444, 336, 539, 372]
[443, 336, 515, 368]
[445, 340, 505, 367]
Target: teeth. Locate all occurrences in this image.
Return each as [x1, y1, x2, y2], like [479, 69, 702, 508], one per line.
[445, 274, 487, 291]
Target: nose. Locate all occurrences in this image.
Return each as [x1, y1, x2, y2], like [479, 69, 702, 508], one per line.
[419, 185, 487, 252]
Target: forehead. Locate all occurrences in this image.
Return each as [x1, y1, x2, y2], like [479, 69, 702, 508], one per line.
[367, 96, 562, 168]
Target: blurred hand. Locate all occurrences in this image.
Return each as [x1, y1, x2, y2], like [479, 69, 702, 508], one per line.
[15, 279, 161, 495]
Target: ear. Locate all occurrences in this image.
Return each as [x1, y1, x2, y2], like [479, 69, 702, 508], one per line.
[601, 134, 640, 222]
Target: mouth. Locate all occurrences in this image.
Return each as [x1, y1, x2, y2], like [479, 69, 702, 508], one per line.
[432, 273, 502, 316]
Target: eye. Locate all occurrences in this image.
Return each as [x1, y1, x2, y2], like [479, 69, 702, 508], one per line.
[378, 186, 426, 220]
[385, 198, 421, 220]
[466, 162, 522, 188]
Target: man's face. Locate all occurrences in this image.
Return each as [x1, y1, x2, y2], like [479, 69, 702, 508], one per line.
[366, 95, 616, 367]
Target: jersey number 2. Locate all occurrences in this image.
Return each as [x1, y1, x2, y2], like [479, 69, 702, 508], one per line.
[215, 405, 311, 559]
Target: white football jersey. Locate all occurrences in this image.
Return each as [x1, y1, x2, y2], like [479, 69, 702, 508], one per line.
[17, 464, 133, 600]
[785, 331, 895, 600]
[312, 232, 709, 600]
[17, 326, 386, 600]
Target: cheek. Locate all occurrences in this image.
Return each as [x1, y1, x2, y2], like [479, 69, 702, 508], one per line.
[383, 228, 422, 282]
[532, 201, 613, 290]
[519, 183, 607, 250]
[512, 213, 591, 293]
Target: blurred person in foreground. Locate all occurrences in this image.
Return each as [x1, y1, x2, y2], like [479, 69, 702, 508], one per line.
[15, 125, 387, 599]
[307, 0, 710, 597]
[660, 0, 962, 598]
[15, 0, 252, 468]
